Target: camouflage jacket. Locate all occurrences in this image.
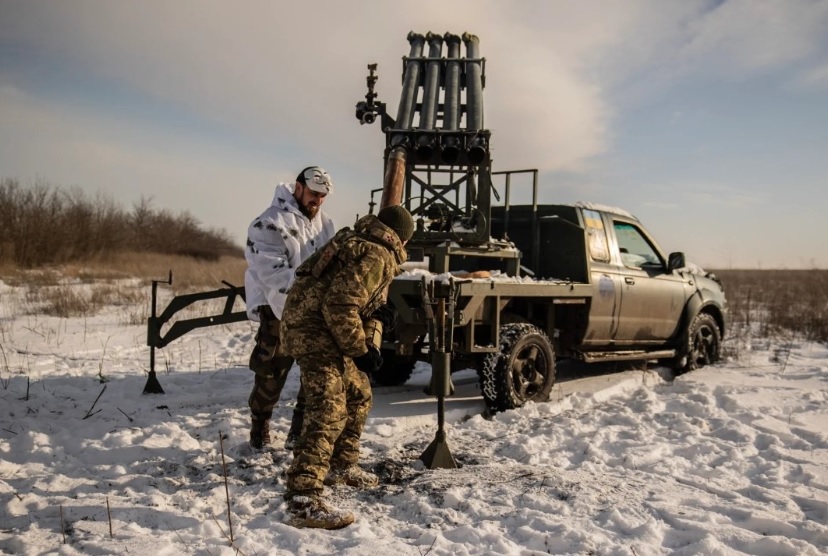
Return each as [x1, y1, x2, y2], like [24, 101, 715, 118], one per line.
[280, 214, 407, 359]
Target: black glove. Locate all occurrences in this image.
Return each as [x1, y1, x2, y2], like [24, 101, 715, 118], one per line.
[371, 304, 397, 329]
[353, 348, 384, 374]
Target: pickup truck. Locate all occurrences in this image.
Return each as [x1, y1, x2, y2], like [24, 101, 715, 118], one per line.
[374, 200, 727, 413]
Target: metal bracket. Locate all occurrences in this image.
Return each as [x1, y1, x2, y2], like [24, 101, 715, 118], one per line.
[144, 271, 247, 394]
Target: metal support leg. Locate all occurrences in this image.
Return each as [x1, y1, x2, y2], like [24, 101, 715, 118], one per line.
[420, 293, 458, 469]
[143, 273, 169, 394]
[419, 350, 457, 469]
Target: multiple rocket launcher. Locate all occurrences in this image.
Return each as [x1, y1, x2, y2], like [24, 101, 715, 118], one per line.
[355, 32, 492, 216]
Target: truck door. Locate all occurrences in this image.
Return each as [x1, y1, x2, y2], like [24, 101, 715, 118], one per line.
[610, 219, 687, 342]
[580, 209, 622, 344]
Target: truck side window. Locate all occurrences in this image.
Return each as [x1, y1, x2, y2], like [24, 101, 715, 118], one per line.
[583, 209, 610, 262]
[614, 222, 661, 268]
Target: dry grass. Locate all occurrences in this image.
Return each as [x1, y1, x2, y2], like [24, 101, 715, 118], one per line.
[2, 252, 246, 319]
[25, 285, 96, 318]
[1, 252, 245, 291]
[65, 251, 247, 291]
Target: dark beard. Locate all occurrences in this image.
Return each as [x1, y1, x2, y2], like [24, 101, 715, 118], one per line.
[299, 203, 319, 219]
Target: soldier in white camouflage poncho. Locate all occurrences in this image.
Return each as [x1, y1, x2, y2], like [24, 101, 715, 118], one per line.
[280, 205, 415, 529]
[243, 166, 336, 451]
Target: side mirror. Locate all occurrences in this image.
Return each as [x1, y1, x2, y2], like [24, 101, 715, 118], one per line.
[667, 252, 686, 272]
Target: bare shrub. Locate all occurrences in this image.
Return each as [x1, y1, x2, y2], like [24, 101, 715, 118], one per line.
[0, 178, 241, 268]
[128, 197, 239, 261]
[713, 269, 828, 344]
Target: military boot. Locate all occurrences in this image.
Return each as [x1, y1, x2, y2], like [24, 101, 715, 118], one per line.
[323, 463, 379, 488]
[283, 413, 303, 451]
[286, 495, 355, 529]
[249, 418, 271, 450]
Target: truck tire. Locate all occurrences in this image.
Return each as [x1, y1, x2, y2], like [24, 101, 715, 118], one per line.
[480, 323, 556, 412]
[674, 312, 721, 374]
[371, 349, 417, 386]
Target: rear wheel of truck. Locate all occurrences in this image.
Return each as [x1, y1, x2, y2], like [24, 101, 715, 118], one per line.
[371, 349, 417, 386]
[480, 323, 556, 412]
[674, 312, 721, 374]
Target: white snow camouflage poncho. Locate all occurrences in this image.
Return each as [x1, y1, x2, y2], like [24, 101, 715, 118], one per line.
[244, 182, 336, 321]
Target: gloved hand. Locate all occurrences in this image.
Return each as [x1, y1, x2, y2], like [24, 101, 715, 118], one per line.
[353, 348, 384, 374]
[371, 304, 397, 329]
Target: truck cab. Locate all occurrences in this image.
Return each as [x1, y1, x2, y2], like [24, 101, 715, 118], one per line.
[490, 201, 726, 363]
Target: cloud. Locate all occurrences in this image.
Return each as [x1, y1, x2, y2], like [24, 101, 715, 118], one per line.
[0, 84, 278, 243]
[0, 1, 623, 174]
[678, 0, 828, 76]
[681, 184, 768, 207]
[5, 1, 825, 175]
[642, 201, 680, 210]
[797, 61, 828, 88]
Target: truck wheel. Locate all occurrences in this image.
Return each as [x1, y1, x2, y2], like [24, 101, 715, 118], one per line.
[675, 312, 721, 374]
[371, 349, 417, 386]
[480, 323, 556, 412]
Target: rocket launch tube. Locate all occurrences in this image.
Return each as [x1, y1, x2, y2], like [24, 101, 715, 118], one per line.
[441, 33, 462, 164]
[392, 32, 425, 147]
[415, 32, 444, 162]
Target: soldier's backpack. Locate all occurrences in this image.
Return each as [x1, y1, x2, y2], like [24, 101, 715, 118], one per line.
[309, 226, 357, 278]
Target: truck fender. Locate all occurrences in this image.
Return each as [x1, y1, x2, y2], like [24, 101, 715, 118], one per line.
[676, 288, 725, 352]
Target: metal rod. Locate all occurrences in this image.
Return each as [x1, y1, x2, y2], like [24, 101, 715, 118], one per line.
[150, 279, 157, 373]
[531, 169, 540, 272]
[437, 391, 446, 432]
[436, 298, 445, 351]
[504, 173, 511, 237]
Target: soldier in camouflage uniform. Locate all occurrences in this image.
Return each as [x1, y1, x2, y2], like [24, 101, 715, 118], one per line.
[280, 204, 415, 529]
[244, 166, 336, 450]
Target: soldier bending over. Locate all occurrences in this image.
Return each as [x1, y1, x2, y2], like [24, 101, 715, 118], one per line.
[280, 205, 415, 529]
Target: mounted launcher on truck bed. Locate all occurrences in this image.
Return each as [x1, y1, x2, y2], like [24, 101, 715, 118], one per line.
[355, 32, 727, 415]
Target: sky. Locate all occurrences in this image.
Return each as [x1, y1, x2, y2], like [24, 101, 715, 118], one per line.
[2, 275, 828, 554]
[1, 0, 828, 269]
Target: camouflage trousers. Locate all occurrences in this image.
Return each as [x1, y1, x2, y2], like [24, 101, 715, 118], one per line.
[248, 306, 305, 421]
[285, 352, 373, 498]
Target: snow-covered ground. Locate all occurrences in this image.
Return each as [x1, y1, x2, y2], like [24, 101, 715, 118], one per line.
[1, 279, 827, 555]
